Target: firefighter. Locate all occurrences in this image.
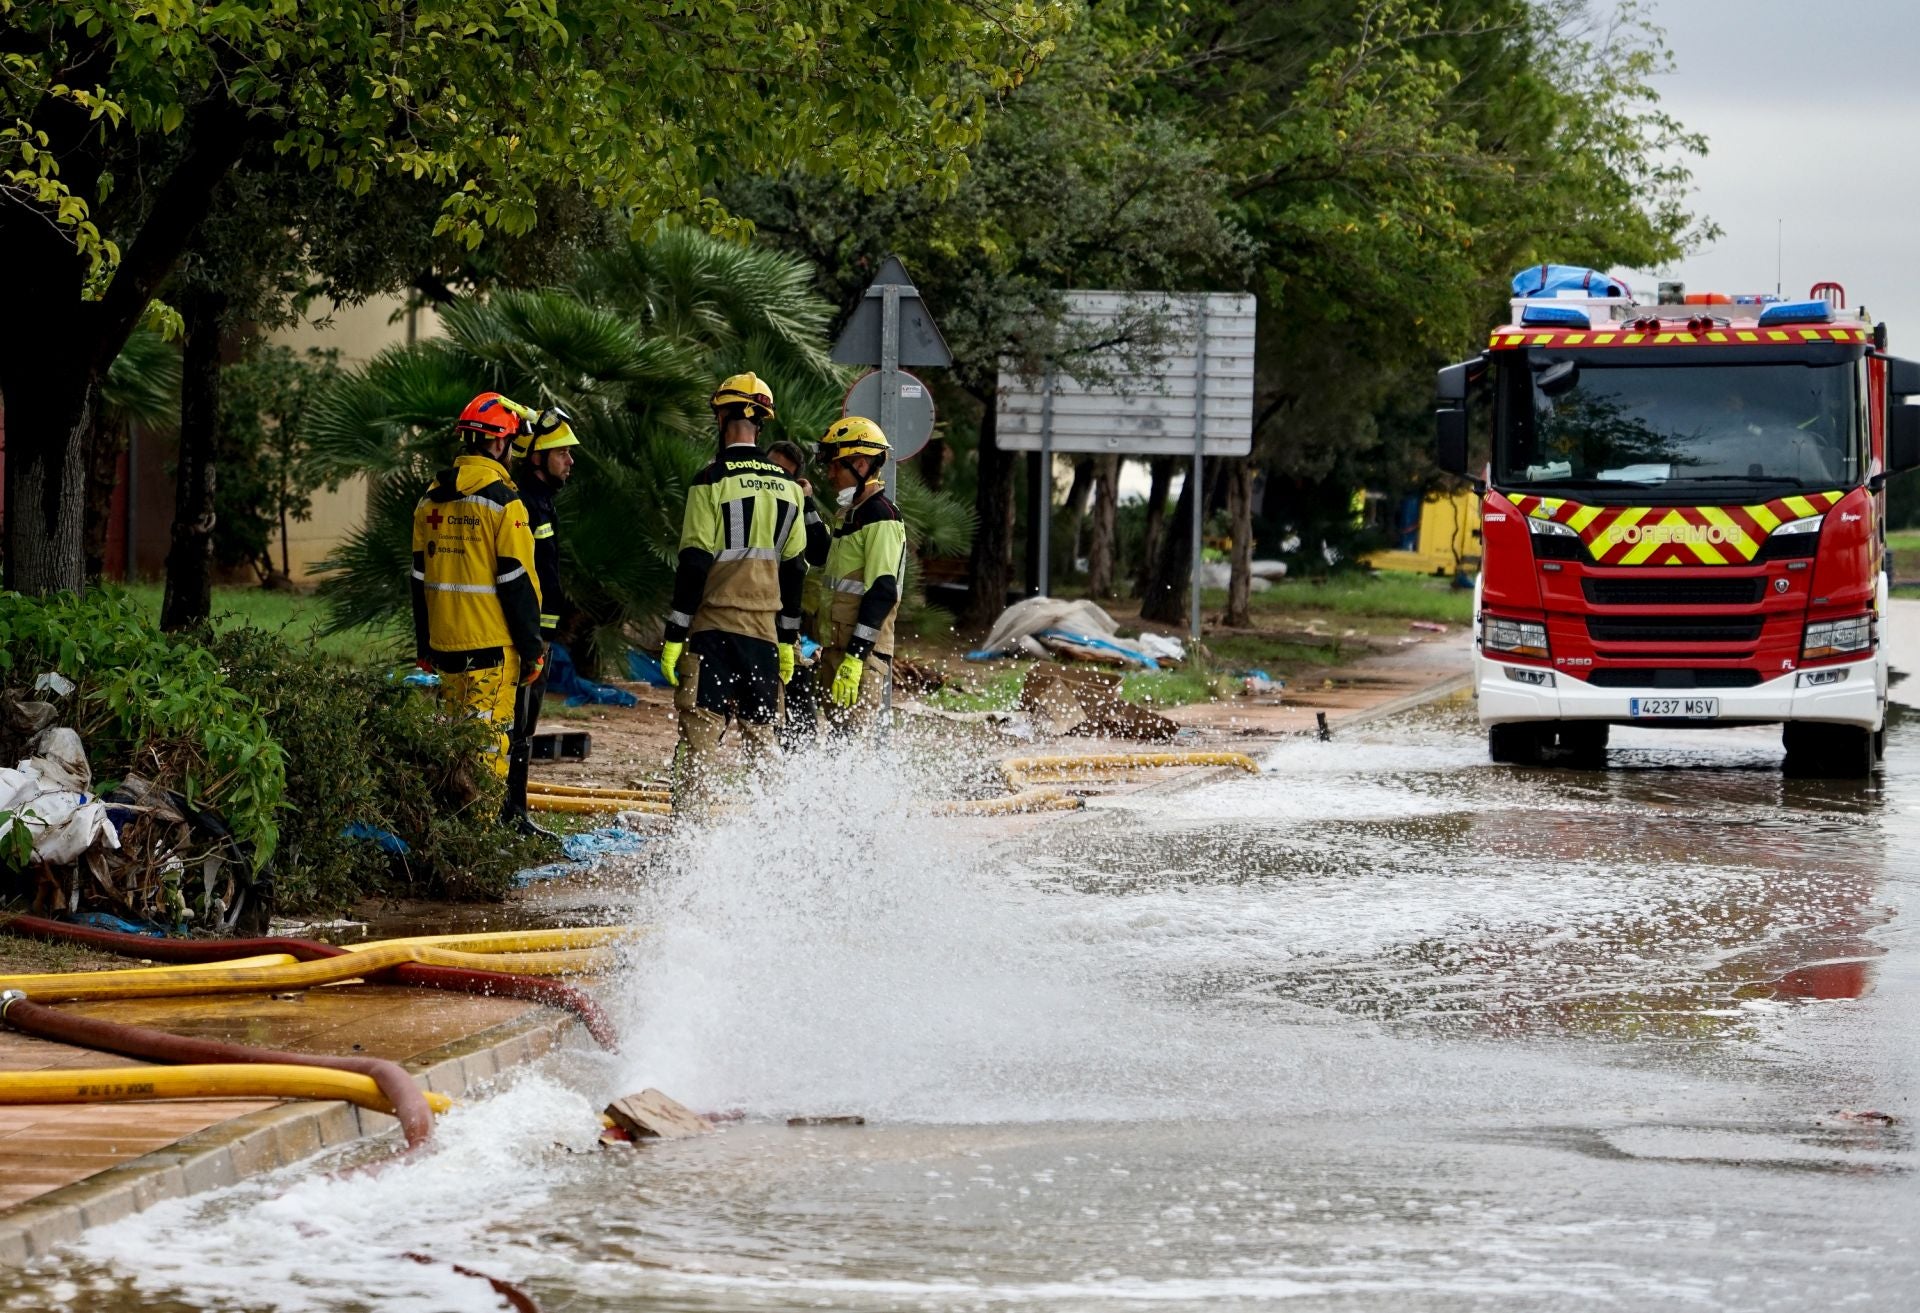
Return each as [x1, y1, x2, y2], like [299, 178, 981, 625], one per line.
[816, 417, 906, 733]
[410, 392, 546, 782]
[501, 405, 581, 836]
[660, 373, 809, 809]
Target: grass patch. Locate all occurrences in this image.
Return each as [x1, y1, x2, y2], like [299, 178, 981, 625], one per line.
[123, 583, 396, 660]
[1203, 634, 1348, 671]
[1213, 571, 1473, 624]
[1885, 529, 1920, 555]
[928, 668, 1027, 713]
[1120, 667, 1222, 707]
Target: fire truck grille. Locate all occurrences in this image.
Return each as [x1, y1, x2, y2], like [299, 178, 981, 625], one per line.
[1582, 577, 1766, 606]
[1586, 615, 1764, 644]
[1584, 668, 1763, 689]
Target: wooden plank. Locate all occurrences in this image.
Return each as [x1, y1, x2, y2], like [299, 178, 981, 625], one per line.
[603, 1089, 712, 1141]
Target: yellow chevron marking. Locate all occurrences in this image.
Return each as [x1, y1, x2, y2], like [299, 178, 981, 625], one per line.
[1707, 332, 1728, 342]
[1800, 329, 1823, 341]
[1655, 333, 1678, 344]
[1782, 495, 1817, 519]
[1768, 331, 1790, 342]
[1564, 333, 1587, 344]
[1594, 333, 1617, 344]
[1697, 506, 1754, 560]
[1625, 333, 1645, 344]
[1568, 504, 1602, 532]
[1736, 331, 1758, 342]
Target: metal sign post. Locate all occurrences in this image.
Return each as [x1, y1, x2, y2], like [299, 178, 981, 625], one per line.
[833, 257, 952, 499]
[1036, 367, 1056, 596]
[1189, 299, 1209, 643]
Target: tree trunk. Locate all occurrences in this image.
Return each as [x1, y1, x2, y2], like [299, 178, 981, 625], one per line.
[160, 292, 227, 632]
[82, 410, 127, 585]
[1139, 464, 1196, 624]
[0, 343, 97, 596]
[1134, 457, 1175, 597]
[1226, 458, 1255, 628]
[919, 436, 947, 491]
[965, 391, 1016, 629]
[1088, 455, 1119, 599]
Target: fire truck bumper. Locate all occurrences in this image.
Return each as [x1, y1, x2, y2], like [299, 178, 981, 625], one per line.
[1475, 653, 1884, 730]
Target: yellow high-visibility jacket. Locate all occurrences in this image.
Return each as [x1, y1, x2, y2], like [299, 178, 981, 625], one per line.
[410, 454, 543, 662]
[821, 483, 907, 660]
[664, 444, 808, 647]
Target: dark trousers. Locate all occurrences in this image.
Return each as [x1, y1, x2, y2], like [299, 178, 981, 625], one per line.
[502, 664, 547, 820]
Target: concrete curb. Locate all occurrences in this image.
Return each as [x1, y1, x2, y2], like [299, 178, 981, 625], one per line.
[0, 1001, 594, 1264]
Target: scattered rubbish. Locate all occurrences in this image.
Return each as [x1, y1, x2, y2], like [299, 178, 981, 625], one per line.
[1019, 666, 1176, 741]
[787, 1114, 867, 1126]
[341, 822, 410, 856]
[401, 1253, 541, 1313]
[1035, 629, 1159, 670]
[0, 728, 120, 871]
[529, 731, 593, 761]
[546, 643, 637, 707]
[971, 598, 1186, 668]
[400, 669, 440, 688]
[624, 647, 671, 688]
[891, 654, 950, 695]
[1409, 621, 1449, 633]
[1316, 712, 1332, 742]
[1239, 669, 1283, 697]
[32, 672, 77, 699]
[605, 1088, 713, 1140]
[514, 823, 653, 886]
[69, 911, 167, 938]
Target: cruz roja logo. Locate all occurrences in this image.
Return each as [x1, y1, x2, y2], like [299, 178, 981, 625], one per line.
[1605, 520, 1744, 547]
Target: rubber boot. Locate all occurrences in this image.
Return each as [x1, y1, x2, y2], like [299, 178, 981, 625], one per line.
[500, 680, 557, 838]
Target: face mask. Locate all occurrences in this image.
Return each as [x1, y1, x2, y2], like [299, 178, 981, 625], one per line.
[836, 485, 858, 508]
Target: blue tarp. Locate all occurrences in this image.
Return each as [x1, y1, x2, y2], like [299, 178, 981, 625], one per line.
[547, 642, 637, 707]
[342, 822, 410, 855]
[514, 824, 651, 886]
[1511, 264, 1629, 300]
[625, 648, 671, 687]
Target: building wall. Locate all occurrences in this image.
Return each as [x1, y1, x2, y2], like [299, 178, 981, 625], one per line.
[271, 296, 426, 581]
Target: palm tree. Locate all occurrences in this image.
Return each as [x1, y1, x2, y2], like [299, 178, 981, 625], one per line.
[304, 228, 976, 665]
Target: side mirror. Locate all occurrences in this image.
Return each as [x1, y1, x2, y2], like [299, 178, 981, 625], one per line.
[1436, 407, 1470, 477]
[1889, 356, 1920, 399]
[1889, 403, 1920, 475]
[1436, 361, 1470, 404]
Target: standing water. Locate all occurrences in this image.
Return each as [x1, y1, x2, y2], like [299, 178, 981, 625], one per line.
[5, 694, 1917, 1311]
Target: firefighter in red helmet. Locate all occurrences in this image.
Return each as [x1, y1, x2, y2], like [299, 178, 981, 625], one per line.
[410, 392, 546, 791]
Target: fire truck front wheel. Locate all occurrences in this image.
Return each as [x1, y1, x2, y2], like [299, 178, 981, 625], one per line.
[1781, 722, 1879, 780]
[1489, 723, 1546, 765]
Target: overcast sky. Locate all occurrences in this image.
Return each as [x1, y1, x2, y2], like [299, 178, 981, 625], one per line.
[1618, 0, 1920, 340]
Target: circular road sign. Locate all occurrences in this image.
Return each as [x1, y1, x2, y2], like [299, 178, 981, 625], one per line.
[843, 368, 937, 461]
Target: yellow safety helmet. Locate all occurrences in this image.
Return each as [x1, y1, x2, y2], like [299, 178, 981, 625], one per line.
[819, 416, 891, 462]
[711, 372, 776, 422]
[513, 406, 581, 461]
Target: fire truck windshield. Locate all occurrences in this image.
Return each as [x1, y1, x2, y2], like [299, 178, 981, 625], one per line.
[1495, 357, 1859, 499]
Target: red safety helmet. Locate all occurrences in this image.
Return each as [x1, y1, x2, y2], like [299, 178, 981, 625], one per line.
[455, 392, 524, 441]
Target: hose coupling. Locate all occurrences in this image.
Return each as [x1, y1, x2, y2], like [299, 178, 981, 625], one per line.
[0, 989, 25, 1020]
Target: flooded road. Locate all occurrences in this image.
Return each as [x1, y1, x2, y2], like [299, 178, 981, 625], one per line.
[10, 628, 1920, 1310]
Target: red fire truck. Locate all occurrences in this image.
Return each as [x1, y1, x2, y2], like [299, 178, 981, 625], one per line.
[1436, 269, 1920, 777]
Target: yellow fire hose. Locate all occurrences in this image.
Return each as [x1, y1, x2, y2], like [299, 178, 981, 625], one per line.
[527, 781, 671, 801]
[999, 751, 1261, 790]
[0, 940, 612, 1003]
[529, 794, 673, 816]
[345, 926, 638, 954]
[933, 787, 1084, 817]
[0, 1064, 453, 1118]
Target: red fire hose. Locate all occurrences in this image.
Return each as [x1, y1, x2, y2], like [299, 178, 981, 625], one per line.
[2, 915, 618, 1049]
[0, 992, 438, 1149]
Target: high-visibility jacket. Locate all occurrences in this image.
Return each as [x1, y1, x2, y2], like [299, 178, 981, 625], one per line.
[518, 469, 569, 637]
[410, 454, 544, 662]
[665, 444, 808, 647]
[822, 483, 906, 660]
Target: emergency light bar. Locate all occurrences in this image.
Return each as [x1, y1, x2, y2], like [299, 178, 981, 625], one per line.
[1756, 299, 1835, 327]
[1519, 304, 1591, 328]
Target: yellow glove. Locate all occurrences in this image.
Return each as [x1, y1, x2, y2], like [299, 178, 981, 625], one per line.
[661, 640, 683, 687]
[831, 653, 864, 708]
[778, 642, 795, 685]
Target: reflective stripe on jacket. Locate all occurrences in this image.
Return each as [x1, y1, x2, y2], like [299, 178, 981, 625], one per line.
[823, 484, 906, 659]
[410, 454, 543, 660]
[665, 445, 808, 646]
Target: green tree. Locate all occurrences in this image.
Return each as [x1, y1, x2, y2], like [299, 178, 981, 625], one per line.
[0, 0, 1063, 595]
[210, 344, 343, 583]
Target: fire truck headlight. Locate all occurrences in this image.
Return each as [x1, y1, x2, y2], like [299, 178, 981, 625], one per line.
[1483, 615, 1550, 659]
[1774, 514, 1824, 536]
[1802, 614, 1875, 660]
[1526, 517, 1578, 537]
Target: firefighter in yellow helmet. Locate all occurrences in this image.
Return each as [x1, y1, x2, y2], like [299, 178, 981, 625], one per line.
[816, 416, 906, 733]
[501, 406, 581, 836]
[660, 373, 809, 810]
[410, 392, 546, 783]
